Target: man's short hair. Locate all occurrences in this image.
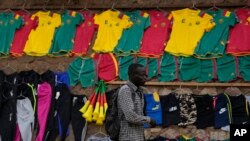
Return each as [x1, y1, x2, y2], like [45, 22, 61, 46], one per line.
[128, 63, 144, 77]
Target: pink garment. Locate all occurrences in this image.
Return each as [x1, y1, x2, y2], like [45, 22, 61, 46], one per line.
[10, 11, 38, 56]
[72, 11, 96, 56]
[35, 82, 52, 141]
[14, 125, 21, 141]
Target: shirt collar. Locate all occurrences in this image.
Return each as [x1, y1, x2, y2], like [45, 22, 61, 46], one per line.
[127, 81, 138, 92]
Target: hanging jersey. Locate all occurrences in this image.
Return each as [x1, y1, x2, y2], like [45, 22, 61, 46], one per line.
[139, 10, 171, 58]
[49, 10, 83, 56]
[227, 9, 250, 56]
[24, 11, 61, 56]
[114, 10, 150, 56]
[10, 11, 38, 57]
[72, 11, 95, 56]
[165, 8, 215, 56]
[0, 12, 23, 57]
[194, 10, 236, 59]
[92, 10, 133, 53]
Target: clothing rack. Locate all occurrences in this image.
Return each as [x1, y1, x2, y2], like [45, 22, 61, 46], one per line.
[0, 0, 247, 10]
[107, 81, 250, 87]
[0, 4, 246, 11]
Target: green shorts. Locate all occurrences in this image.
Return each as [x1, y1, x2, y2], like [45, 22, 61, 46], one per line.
[147, 58, 159, 79]
[196, 59, 214, 82]
[136, 56, 147, 66]
[136, 56, 148, 78]
[118, 55, 135, 80]
[239, 56, 250, 81]
[179, 56, 200, 81]
[158, 53, 177, 82]
[67, 57, 96, 87]
[216, 54, 237, 82]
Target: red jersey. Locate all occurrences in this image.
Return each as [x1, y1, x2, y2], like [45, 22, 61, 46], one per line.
[227, 9, 250, 56]
[10, 11, 38, 57]
[139, 10, 171, 58]
[72, 11, 95, 56]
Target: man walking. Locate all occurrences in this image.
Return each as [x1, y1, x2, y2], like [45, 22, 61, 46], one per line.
[117, 63, 156, 141]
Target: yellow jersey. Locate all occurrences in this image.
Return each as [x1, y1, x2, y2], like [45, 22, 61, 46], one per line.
[24, 11, 61, 56]
[165, 8, 215, 56]
[92, 10, 133, 53]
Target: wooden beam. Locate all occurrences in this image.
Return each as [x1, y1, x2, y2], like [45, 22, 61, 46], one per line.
[106, 81, 250, 87]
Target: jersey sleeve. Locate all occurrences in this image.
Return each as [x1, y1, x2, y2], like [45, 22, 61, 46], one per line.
[14, 14, 24, 29]
[32, 16, 39, 29]
[53, 13, 62, 28]
[121, 14, 133, 29]
[167, 13, 174, 29]
[203, 14, 215, 32]
[31, 13, 38, 20]
[228, 11, 237, 26]
[74, 12, 84, 26]
[143, 12, 151, 29]
[94, 13, 102, 25]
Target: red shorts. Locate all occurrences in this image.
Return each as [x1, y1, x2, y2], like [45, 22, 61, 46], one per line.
[93, 53, 118, 82]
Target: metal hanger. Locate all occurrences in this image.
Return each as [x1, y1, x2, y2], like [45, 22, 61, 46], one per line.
[56, 62, 65, 72]
[172, 82, 183, 94]
[58, 0, 71, 14]
[189, 0, 199, 10]
[80, 0, 94, 17]
[17, 83, 27, 99]
[42, 0, 50, 12]
[17, 91, 26, 99]
[20, 0, 31, 15]
[208, 0, 220, 11]
[93, 127, 108, 137]
[3, 0, 14, 13]
[156, 1, 169, 17]
[81, 0, 90, 11]
[58, 2, 66, 14]
[156, 0, 163, 11]
[25, 64, 31, 71]
[110, 0, 123, 19]
[111, 0, 119, 12]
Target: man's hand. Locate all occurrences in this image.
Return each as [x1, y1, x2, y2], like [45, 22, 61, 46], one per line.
[149, 118, 157, 127]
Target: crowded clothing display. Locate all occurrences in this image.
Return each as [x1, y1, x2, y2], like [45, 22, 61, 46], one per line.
[0, 8, 249, 58]
[1, 0, 250, 140]
[143, 90, 250, 129]
[0, 70, 87, 141]
[1, 8, 250, 85]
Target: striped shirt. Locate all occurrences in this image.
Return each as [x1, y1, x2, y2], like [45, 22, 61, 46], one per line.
[117, 81, 151, 141]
